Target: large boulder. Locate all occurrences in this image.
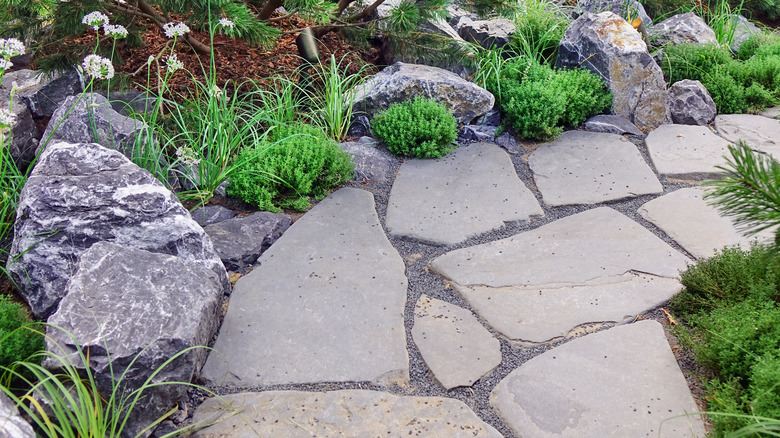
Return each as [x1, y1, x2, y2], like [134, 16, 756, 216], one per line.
[203, 211, 292, 273]
[648, 12, 717, 49]
[0, 97, 39, 171]
[6, 141, 229, 318]
[39, 93, 149, 158]
[0, 392, 35, 438]
[577, 0, 652, 26]
[458, 19, 515, 49]
[1, 69, 82, 119]
[557, 12, 667, 132]
[352, 62, 494, 125]
[666, 79, 717, 125]
[729, 14, 761, 52]
[46, 242, 223, 438]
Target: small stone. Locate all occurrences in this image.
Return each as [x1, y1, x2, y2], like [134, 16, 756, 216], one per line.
[666, 79, 717, 126]
[340, 138, 395, 182]
[204, 211, 291, 273]
[412, 295, 501, 389]
[458, 125, 497, 143]
[584, 114, 643, 136]
[494, 131, 522, 154]
[189, 205, 235, 227]
[458, 19, 515, 49]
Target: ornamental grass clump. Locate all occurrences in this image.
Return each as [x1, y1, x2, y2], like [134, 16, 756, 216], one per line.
[228, 123, 354, 212]
[371, 97, 457, 159]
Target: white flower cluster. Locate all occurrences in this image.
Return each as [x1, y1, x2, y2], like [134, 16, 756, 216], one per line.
[0, 59, 12, 71]
[163, 22, 190, 38]
[0, 108, 16, 128]
[176, 146, 201, 166]
[0, 38, 25, 58]
[218, 18, 235, 29]
[209, 84, 223, 98]
[104, 24, 128, 39]
[82, 11, 109, 31]
[166, 54, 184, 73]
[82, 54, 115, 80]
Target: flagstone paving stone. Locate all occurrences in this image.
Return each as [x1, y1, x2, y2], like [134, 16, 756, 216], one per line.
[191, 390, 503, 438]
[386, 142, 543, 245]
[429, 207, 689, 343]
[528, 131, 663, 207]
[201, 187, 409, 386]
[490, 320, 706, 438]
[644, 124, 732, 176]
[715, 114, 780, 156]
[412, 295, 502, 390]
[639, 187, 773, 259]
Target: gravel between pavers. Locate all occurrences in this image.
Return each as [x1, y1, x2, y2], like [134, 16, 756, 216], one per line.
[189, 132, 704, 438]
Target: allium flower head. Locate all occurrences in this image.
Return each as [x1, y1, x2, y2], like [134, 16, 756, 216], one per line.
[176, 146, 201, 166]
[82, 11, 109, 31]
[104, 24, 128, 39]
[166, 54, 184, 73]
[0, 59, 12, 71]
[82, 54, 115, 80]
[163, 22, 190, 38]
[209, 84, 223, 98]
[0, 108, 16, 128]
[218, 18, 235, 29]
[0, 38, 25, 58]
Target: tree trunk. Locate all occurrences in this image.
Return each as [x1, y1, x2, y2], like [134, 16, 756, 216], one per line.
[136, 0, 211, 54]
[258, 0, 286, 21]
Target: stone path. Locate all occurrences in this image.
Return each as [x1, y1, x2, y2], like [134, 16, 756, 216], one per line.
[192, 111, 780, 437]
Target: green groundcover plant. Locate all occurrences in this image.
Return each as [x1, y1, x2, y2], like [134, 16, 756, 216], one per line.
[0, 295, 44, 369]
[484, 56, 612, 141]
[662, 36, 780, 114]
[371, 97, 457, 159]
[228, 122, 354, 212]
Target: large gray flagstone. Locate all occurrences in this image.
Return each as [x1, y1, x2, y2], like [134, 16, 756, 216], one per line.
[715, 114, 780, 157]
[429, 207, 689, 343]
[528, 131, 662, 207]
[639, 188, 774, 259]
[201, 188, 409, 386]
[191, 390, 503, 438]
[386, 142, 543, 246]
[490, 320, 706, 437]
[645, 124, 732, 176]
[412, 295, 502, 390]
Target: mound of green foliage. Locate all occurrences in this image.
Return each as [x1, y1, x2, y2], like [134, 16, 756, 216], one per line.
[371, 97, 457, 159]
[488, 57, 612, 141]
[0, 295, 44, 369]
[228, 123, 354, 212]
[662, 37, 780, 114]
[670, 244, 780, 434]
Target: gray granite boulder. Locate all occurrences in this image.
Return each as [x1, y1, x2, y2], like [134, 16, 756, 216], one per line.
[39, 93, 149, 158]
[458, 19, 515, 49]
[102, 89, 157, 117]
[557, 12, 667, 132]
[0, 392, 35, 438]
[352, 62, 494, 125]
[584, 114, 643, 136]
[0, 97, 39, 170]
[666, 79, 717, 125]
[203, 211, 291, 273]
[46, 242, 222, 438]
[4, 69, 83, 119]
[189, 205, 235, 227]
[446, 3, 477, 28]
[340, 136, 395, 182]
[577, 0, 652, 26]
[649, 12, 717, 49]
[729, 14, 761, 52]
[6, 141, 229, 318]
[458, 124, 498, 142]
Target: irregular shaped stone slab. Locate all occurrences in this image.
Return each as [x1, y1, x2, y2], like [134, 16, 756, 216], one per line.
[191, 390, 503, 438]
[202, 188, 409, 386]
[490, 320, 706, 437]
[387, 142, 543, 245]
[529, 131, 662, 207]
[412, 295, 501, 390]
[430, 207, 689, 343]
[715, 114, 780, 157]
[760, 106, 780, 119]
[645, 124, 732, 176]
[639, 188, 773, 259]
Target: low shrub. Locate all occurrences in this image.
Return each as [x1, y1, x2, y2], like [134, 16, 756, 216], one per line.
[228, 123, 354, 212]
[371, 97, 457, 159]
[662, 42, 780, 114]
[490, 57, 612, 141]
[0, 295, 44, 369]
